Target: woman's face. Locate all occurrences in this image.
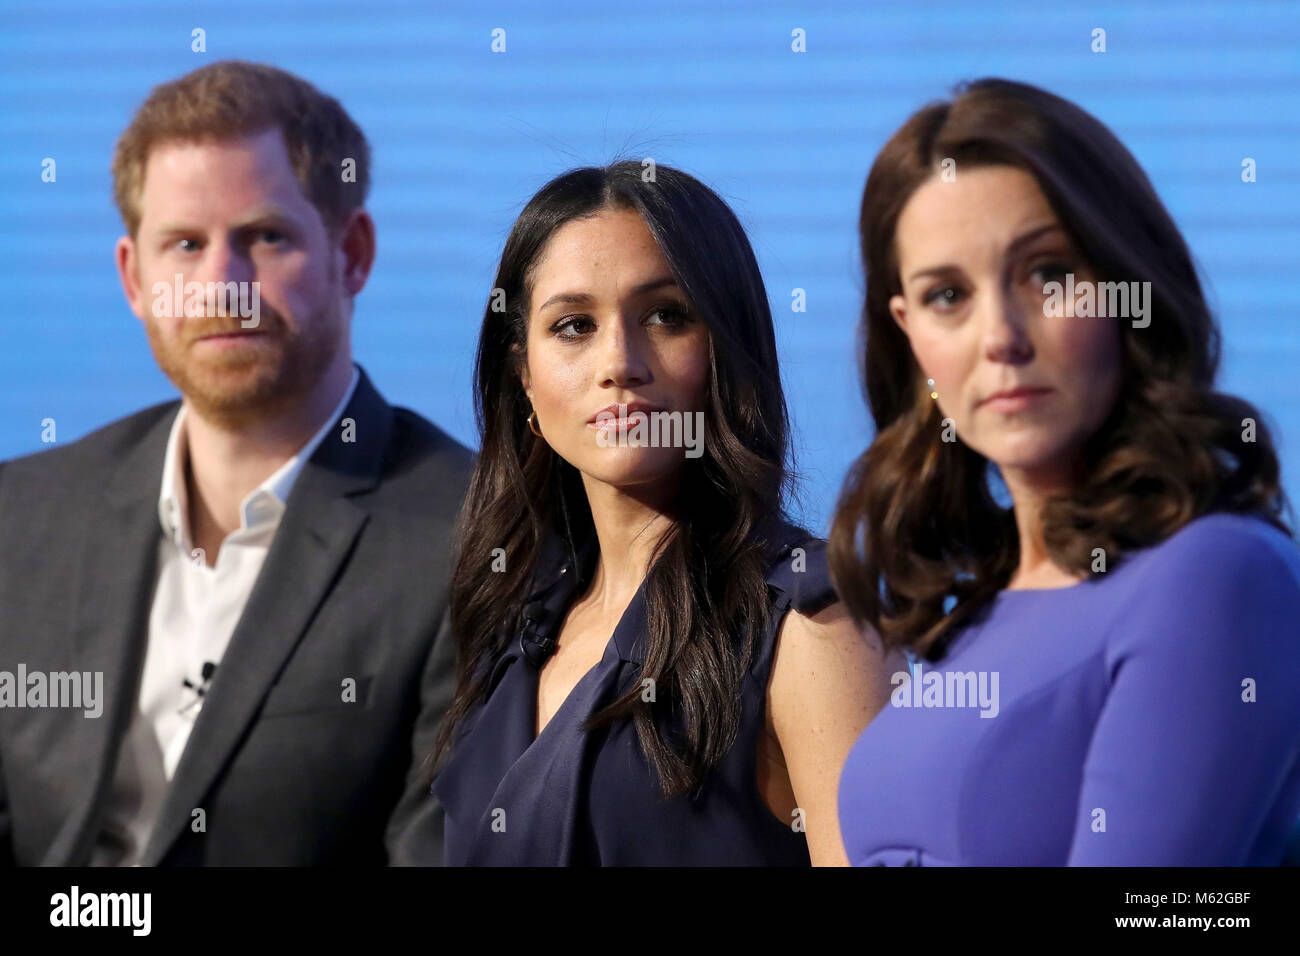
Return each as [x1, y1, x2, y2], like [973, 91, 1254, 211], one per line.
[519, 205, 711, 495]
[888, 164, 1123, 487]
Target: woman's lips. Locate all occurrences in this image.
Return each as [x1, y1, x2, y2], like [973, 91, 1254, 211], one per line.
[979, 387, 1052, 413]
[588, 412, 653, 430]
[587, 403, 664, 427]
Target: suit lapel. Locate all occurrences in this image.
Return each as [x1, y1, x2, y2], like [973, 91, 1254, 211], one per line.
[140, 367, 395, 864]
[50, 405, 177, 865]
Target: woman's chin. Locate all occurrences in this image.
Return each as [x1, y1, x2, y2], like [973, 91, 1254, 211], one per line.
[574, 450, 685, 491]
[976, 433, 1079, 479]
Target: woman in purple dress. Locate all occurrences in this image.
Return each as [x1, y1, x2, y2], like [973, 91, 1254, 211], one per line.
[429, 162, 895, 865]
[831, 78, 1300, 865]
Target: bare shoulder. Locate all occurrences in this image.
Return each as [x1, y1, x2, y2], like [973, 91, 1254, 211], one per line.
[773, 599, 889, 679]
[767, 599, 895, 733]
[762, 599, 899, 866]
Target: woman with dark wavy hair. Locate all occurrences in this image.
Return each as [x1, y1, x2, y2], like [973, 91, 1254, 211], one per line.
[430, 161, 893, 865]
[832, 78, 1300, 866]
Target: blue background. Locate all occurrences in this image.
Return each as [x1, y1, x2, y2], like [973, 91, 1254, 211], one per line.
[2, 0, 1297, 534]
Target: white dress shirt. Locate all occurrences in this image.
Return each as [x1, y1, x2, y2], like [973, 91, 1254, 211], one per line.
[91, 365, 360, 866]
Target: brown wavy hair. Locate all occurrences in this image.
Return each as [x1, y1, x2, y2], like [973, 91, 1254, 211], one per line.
[430, 161, 801, 797]
[828, 77, 1292, 662]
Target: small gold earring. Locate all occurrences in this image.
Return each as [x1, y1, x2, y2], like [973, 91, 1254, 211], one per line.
[927, 378, 938, 400]
[527, 410, 543, 437]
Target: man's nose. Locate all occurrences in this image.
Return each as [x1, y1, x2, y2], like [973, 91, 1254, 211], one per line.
[195, 239, 255, 289]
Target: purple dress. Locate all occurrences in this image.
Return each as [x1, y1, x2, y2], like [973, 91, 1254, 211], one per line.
[838, 512, 1300, 866]
[433, 520, 836, 865]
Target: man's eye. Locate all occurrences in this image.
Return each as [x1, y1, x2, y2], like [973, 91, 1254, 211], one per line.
[176, 238, 201, 253]
[256, 229, 286, 245]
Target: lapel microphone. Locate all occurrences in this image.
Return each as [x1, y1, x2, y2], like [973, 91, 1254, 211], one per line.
[178, 661, 218, 715]
[518, 536, 589, 669]
[519, 600, 557, 668]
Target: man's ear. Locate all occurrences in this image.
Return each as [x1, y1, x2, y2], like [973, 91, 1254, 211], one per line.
[115, 235, 147, 321]
[337, 208, 377, 296]
[888, 293, 909, 337]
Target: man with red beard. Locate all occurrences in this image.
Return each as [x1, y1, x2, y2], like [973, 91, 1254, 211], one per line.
[0, 61, 472, 865]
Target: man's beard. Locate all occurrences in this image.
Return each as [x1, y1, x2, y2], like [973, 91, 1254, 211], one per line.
[145, 295, 345, 431]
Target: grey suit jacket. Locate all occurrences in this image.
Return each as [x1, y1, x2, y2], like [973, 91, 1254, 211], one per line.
[0, 364, 473, 865]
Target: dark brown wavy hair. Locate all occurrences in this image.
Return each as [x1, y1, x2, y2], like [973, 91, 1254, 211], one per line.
[828, 77, 1292, 662]
[431, 161, 800, 797]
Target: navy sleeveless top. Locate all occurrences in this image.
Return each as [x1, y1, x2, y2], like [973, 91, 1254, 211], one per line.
[432, 520, 838, 865]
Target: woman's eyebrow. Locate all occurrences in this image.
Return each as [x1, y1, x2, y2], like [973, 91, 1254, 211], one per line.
[904, 223, 1065, 284]
[535, 290, 594, 312]
[905, 263, 962, 284]
[1005, 222, 1065, 256]
[535, 275, 681, 313]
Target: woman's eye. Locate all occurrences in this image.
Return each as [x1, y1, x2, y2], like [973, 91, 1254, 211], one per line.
[646, 303, 690, 328]
[923, 286, 966, 310]
[552, 316, 594, 339]
[1029, 260, 1072, 287]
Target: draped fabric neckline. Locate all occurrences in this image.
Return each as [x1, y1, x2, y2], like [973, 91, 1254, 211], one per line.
[432, 519, 827, 866]
[522, 528, 640, 745]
